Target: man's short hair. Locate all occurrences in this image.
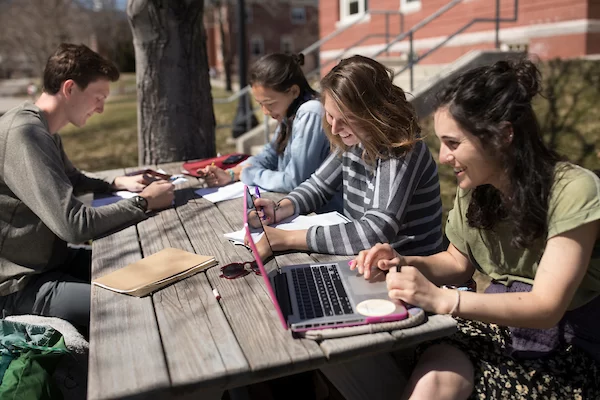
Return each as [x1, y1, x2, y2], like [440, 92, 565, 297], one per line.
[43, 43, 120, 95]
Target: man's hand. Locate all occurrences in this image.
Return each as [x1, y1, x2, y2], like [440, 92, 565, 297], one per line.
[113, 174, 153, 192]
[139, 181, 175, 211]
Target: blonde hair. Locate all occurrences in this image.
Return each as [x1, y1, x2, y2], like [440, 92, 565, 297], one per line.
[320, 55, 420, 166]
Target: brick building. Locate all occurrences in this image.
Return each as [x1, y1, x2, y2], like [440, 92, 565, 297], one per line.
[319, 0, 600, 69]
[204, 0, 320, 80]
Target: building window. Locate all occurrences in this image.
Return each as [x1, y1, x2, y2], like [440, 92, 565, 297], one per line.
[400, 0, 421, 14]
[502, 43, 529, 53]
[281, 36, 294, 54]
[340, 0, 368, 22]
[291, 7, 306, 24]
[245, 5, 253, 24]
[250, 36, 264, 57]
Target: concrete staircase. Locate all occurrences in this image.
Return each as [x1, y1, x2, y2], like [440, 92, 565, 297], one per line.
[404, 50, 522, 117]
[234, 50, 523, 154]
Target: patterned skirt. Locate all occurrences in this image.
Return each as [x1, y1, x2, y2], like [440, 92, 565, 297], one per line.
[420, 318, 600, 399]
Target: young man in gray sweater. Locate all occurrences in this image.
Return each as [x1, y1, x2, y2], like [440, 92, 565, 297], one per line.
[0, 43, 174, 332]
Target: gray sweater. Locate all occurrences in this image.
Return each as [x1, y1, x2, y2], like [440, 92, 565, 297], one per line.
[0, 103, 146, 296]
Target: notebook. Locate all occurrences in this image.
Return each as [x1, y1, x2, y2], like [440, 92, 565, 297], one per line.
[92, 248, 217, 297]
[242, 185, 408, 333]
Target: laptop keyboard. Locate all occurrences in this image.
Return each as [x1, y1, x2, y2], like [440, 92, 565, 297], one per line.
[291, 264, 353, 320]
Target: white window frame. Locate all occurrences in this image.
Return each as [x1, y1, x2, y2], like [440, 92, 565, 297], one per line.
[400, 0, 422, 14]
[290, 7, 306, 24]
[249, 35, 264, 57]
[281, 36, 294, 54]
[337, 0, 370, 27]
[245, 5, 253, 24]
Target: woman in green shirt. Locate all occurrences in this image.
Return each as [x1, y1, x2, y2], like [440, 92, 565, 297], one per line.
[351, 60, 600, 399]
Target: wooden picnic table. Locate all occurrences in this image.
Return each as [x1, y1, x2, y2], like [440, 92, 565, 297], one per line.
[87, 162, 457, 400]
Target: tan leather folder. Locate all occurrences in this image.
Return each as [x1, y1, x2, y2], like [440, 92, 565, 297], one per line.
[92, 248, 217, 297]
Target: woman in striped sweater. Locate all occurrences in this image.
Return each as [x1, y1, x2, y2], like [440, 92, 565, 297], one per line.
[253, 55, 443, 259]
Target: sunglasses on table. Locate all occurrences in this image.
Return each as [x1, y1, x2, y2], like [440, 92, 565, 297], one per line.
[219, 261, 261, 279]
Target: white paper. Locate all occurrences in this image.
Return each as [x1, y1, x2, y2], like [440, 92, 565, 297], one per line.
[195, 181, 259, 203]
[91, 173, 187, 207]
[92, 191, 136, 207]
[224, 211, 350, 244]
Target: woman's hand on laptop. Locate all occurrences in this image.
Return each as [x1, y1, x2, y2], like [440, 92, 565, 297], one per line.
[351, 243, 407, 280]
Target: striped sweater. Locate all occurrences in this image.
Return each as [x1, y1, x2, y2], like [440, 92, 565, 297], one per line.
[285, 140, 443, 256]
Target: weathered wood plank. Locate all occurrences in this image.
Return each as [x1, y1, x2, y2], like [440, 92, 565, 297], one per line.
[89, 208, 170, 398]
[318, 332, 396, 361]
[135, 170, 249, 391]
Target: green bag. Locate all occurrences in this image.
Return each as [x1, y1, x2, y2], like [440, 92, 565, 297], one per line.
[0, 320, 69, 400]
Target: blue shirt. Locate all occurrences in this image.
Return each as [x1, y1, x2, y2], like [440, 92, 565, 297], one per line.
[241, 100, 330, 193]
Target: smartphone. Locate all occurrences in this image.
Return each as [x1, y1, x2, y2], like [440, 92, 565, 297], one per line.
[127, 169, 172, 180]
[222, 154, 245, 165]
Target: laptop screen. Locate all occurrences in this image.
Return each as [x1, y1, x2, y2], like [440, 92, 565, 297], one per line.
[243, 185, 289, 329]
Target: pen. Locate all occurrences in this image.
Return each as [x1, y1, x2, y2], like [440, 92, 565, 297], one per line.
[254, 187, 267, 220]
[212, 288, 221, 300]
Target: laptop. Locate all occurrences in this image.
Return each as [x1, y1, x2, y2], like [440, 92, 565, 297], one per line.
[243, 185, 408, 333]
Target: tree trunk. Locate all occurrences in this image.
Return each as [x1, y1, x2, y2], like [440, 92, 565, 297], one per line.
[128, 0, 216, 165]
[218, 4, 233, 92]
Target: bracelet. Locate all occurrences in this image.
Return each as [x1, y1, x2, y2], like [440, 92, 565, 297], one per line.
[227, 169, 235, 182]
[447, 289, 460, 316]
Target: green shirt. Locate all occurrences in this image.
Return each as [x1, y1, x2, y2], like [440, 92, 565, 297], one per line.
[446, 163, 600, 309]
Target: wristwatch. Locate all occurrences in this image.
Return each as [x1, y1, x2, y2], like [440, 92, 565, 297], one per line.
[132, 195, 149, 212]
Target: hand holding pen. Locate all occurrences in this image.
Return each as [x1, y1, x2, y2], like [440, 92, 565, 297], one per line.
[254, 187, 267, 221]
[252, 197, 278, 225]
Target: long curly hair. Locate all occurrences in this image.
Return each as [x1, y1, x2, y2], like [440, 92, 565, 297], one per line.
[320, 55, 420, 166]
[436, 59, 562, 248]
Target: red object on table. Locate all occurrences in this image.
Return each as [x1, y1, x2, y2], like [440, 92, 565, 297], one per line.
[181, 153, 250, 177]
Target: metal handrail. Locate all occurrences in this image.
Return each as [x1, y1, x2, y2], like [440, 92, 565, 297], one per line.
[309, 10, 405, 77]
[213, 9, 379, 104]
[214, 9, 405, 102]
[372, 0, 464, 58]
[373, 0, 519, 91]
